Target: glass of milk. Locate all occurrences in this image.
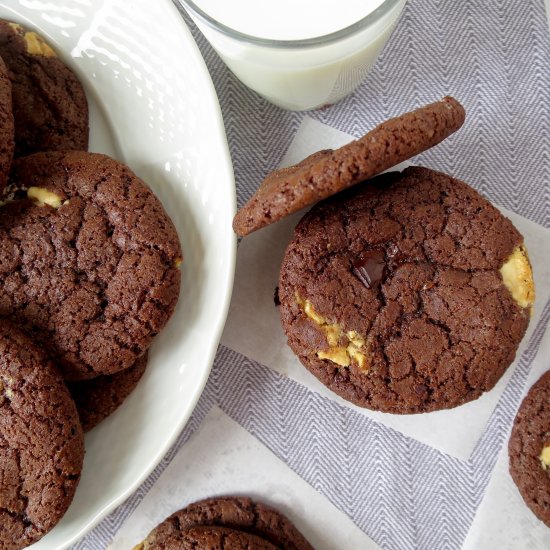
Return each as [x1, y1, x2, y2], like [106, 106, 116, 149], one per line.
[179, 0, 407, 111]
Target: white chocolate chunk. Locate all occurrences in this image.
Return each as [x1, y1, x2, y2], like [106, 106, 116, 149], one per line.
[27, 187, 63, 208]
[540, 444, 550, 470]
[500, 245, 535, 310]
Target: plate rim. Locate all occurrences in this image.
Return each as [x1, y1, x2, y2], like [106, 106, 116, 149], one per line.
[75, 0, 237, 543]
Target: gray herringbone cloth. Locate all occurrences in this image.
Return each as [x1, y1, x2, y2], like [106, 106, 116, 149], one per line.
[76, 1, 550, 549]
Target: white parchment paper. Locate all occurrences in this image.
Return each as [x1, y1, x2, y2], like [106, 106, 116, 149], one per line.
[109, 406, 378, 550]
[221, 116, 550, 460]
[463, 323, 550, 550]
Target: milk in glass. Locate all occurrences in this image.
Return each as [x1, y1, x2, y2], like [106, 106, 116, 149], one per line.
[186, 0, 407, 110]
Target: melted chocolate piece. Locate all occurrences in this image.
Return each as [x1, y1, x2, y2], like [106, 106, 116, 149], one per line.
[274, 286, 281, 306]
[352, 250, 386, 289]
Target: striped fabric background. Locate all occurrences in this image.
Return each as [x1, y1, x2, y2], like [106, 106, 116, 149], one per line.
[76, 1, 550, 548]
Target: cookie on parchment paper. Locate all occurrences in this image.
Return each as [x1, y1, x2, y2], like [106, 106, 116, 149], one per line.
[0, 19, 89, 157]
[0, 151, 182, 380]
[233, 96, 465, 236]
[67, 353, 148, 432]
[0, 320, 84, 550]
[279, 166, 534, 414]
[136, 495, 313, 550]
[509, 370, 550, 527]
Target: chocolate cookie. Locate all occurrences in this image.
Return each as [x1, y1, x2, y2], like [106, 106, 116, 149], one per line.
[0, 54, 14, 192]
[509, 370, 550, 527]
[136, 496, 313, 550]
[0, 20, 88, 157]
[67, 353, 148, 432]
[0, 151, 182, 380]
[141, 526, 277, 550]
[233, 96, 465, 236]
[0, 320, 84, 549]
[279, 167, 534, 414]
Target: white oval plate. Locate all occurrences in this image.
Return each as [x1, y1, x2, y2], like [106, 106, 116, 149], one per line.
[0, 0, 236, 548]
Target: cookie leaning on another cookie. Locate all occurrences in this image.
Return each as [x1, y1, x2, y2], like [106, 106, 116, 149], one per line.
[509, 370, 550, 527]
[0, 151, 182, 380]
[0, 320, 84, 550]
[0, 20, 89, 157]
[233, 96, 465, 236]
[279, 167, 534, 414]
[135, 495, 313, 550]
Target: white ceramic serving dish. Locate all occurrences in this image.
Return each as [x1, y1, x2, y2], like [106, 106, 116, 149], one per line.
[0, 0, 236, 547]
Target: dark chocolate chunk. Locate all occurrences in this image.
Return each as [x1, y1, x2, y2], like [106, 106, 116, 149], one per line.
[274, 286, 281, 306]
[352, 250, 386, 289]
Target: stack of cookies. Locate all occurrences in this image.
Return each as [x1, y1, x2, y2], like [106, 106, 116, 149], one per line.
[234, 96, 535, 415]
[0, 21, 182, 548]
[135, 496, 313, 550]
[233, 96, 542, 528]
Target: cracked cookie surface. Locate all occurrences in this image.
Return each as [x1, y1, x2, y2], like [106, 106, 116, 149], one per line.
[279, 166, 533, 414]
[0, 151, 182, 380]
[67, 353, 148, 432]
[509, 370, 550, 527]
[142, 526, 277, 550]
[136, 496, 313, 550]
[0, 320, 84, 550]
[0, 20, 88, 158]
[0, 54, 13, 193]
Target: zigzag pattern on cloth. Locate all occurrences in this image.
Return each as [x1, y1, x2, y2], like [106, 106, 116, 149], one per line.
[79, 299, 550, 550]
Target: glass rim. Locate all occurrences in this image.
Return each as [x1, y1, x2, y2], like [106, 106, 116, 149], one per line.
[178, 0, 405, 49]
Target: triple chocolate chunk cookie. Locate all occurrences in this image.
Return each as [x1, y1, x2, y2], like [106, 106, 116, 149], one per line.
[0, 20, 88, 157]
[0, 321, 84, 550]
[279, 167, 534, 414]
[233, 96, 465, 236]
[509, 370, 550, 527]
[136, 496, 313, 550]
[0, 151, 182, 380]
[0, 55, 13, 192]
[68, 353, 148, 432]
